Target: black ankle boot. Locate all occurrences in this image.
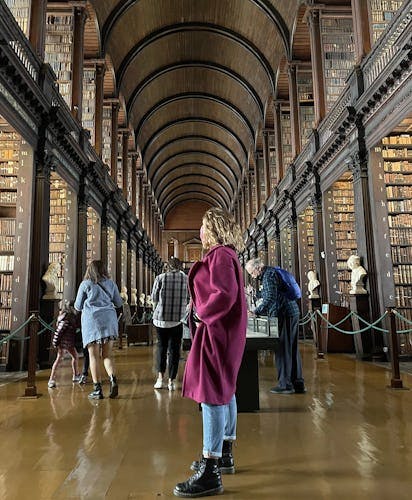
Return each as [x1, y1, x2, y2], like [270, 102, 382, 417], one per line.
[174, 458, 223, 498]
[88, 382, 103, 400]
[191, 441, 235, 475]
[109, 375, 118, 399]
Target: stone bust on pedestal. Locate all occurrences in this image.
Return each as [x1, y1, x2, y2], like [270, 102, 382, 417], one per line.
[130, 288, 137, 306]
[120, 286, 128, 304]
[347, 255, 367, 295]
[42, 262, 62, 300]
[307, 270, 320, 299]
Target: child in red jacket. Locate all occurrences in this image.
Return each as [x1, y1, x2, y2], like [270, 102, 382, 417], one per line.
[48, 301, 81, 388]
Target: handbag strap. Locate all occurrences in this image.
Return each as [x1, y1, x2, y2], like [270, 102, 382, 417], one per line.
[96, 281, 112, 301]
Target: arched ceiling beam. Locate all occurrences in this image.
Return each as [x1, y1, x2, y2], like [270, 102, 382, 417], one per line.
[158, 176, 231, 208]
[141, 118, 250, 161]
[135, 93, 255, 146]
[161, 185, 229, 213]
[147, 135, 242, 179]
[164, 194, 217, 221]
[155, 169, 235, 201]
[117, 23, 275, 91]
[127, 62, 264, 120]
[101, 1, 290, 58]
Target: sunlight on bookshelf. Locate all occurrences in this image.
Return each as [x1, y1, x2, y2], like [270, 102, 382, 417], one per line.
[325, 173, 357, 308]
[49, 174, 67, 297]
[298, 206, 315, 298]
[297, 71, 314, 148]
[44, 9, 74, 109]
[4, 0, 31, 36]
[86, 206, 100, 265]
[369, 0, 404, 44]
[280, 106, 293, 170]
[320, 15, 355, 112]
[82, 66, 96, 147]
[280, 226, 292, 272]
[102, 105, 112, 171]
[382, 132, 412, 352]
[268, 238, 277, 266]
[269, 132, 277, 189]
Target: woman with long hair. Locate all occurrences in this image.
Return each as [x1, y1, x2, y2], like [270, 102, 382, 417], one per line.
[74, 260, 123, 399]
[174, 207, 247, 498]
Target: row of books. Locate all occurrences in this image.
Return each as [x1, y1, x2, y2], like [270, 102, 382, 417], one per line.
[390, 229, 412, 245]
[387, 186, 412, 198]
[392, 246, 412, 263]
[0, 310, 12, 330]
[382, 150, 412, 158]
[0, 192, 17, 204]
[0, 255, 14, 271]
[0, 235, 14, 252]
[396, 287, 412, 308]
[394, 265, 412, 284]
[0, 273, 13, 291]
[0, 219, 15, 235]
[0, 291, 12, 308]
[388, 214, 412, 228]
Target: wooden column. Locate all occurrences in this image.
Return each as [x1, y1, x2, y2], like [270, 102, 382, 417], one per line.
[100, 201, 109, 268]
[262, 231, 269, 266]
[274, 218, 281, 267]
[131, 153, 137, 217]
[254, 153, 262, 213]
[307, 8, 326, 125]
[76, 175, 88, 288]
[127, 245, 132, 303]
[94, 62, 105, 157]
[242, 181, 248, 230]
[115, 224, 122, 291]
[274, 103, 284, 182]
[29, 0, 47, 59]
[137, 171, 143, 223]
[248, 171, 253, 223]
[352, 0, 372, 63]
[71, 6, 87, 121]
[121, 131, 129, 199]
[287, 63, 301, 159]
[262, 131, 271, 199]
[311, 189, 328, 303]
[110, 102, 119, 182]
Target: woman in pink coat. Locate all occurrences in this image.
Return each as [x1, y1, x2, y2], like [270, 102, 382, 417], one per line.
[174, 207, 247, 498]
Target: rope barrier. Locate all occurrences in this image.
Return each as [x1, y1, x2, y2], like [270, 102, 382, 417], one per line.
[0, 314, 35, 345]
[393, 310, 412, 327]
[315, 309, 389, 335]
[299, 311, 316, 326]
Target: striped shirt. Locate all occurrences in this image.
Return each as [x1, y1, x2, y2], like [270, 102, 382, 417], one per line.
[151, 270, 189, 327]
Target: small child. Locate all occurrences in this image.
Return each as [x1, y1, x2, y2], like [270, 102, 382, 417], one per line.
[48, 300, 81, 388]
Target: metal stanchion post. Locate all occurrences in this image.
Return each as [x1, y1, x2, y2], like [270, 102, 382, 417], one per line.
[22, 311, 40, 398]
[387, 308, 403, 389]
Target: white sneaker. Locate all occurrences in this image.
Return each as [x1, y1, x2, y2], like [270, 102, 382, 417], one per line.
[72, 375, 81, 383]
[168, 381, 176, 391]
[48, 379, 56, 388]
[154, 378, 164, 389]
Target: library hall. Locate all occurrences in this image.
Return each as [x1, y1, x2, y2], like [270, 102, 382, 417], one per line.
[1, 0, 412, 498]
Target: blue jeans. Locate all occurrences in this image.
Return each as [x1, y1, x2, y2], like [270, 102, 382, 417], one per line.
[201, 394, 237, 458]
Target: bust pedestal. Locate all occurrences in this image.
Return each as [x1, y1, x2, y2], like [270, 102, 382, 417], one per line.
[309, 297, 323, 359]
[39, 299, 60, 368]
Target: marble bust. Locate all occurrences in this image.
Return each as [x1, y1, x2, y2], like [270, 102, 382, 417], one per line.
[139, 293, 146, 307]
[130, 288, 137, 306]
[42, 262, 62, 300]
[347, 255, 367, 295]
[307, 270, 320, 299]
[120, 286, 128, 304]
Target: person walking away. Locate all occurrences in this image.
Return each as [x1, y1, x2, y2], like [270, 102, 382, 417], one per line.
[48, 300, 81, 388]
[245, 258, 305, 394]
[74, 260, 123, 399]
[174, 207, 247, 498]
[151, 256, 188, 391]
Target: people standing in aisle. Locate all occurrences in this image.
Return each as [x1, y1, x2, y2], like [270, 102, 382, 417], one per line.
[48, 300, 81, 388]
[245, 258, 305, 394]
[174, 207, 247, 498]
[151, 256, 188, 391]
[74, 260, 123, 399]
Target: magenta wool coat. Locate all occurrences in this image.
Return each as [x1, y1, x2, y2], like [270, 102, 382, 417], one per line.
[182, 245, 247, 405]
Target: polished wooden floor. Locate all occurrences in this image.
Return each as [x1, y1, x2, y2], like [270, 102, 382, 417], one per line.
[0, 343, 412, 499]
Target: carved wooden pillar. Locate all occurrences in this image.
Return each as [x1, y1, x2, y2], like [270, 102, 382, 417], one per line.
[242, 181, 248, 229]
[307, 8, 326, 125]
[94, 62, 105, 157]
[115, 222, 122, 291]
[274, 217, 281, 267]
[352, 0, 372, 63]
[76, 173, 88, 288]
[262, 131, 271, 199]
[100, 203, 108, 268]
[110, 102, 119, 182]
[71, 6, 87, 121]
[310, 185, 328, 303]
[248, 171, 253, 223]
[287, 62, 301, 159]
[131, 153, 137, 217]
[29, 0, 47, 59]
[121, 131, 129, 199]
[274, 102, 284, 182]
[254, 153, 262, 213]
[262, 231, 269, 266]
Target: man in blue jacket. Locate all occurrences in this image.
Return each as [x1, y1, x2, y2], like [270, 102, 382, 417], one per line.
[246, 258, 305, 394]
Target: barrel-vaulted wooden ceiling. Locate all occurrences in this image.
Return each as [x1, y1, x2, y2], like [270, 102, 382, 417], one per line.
[89, 0, 302, 220]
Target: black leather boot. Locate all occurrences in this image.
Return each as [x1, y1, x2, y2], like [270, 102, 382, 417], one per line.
[88, 382, 103, 399]
[174, 458, 223, 497]
[191, 441, 235, 475]
[109, 375, 118, 399]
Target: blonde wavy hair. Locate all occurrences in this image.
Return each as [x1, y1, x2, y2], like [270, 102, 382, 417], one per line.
[201, 207, 245, 252]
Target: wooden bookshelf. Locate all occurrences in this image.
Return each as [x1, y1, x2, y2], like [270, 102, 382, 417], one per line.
[280, 106, 293, 169]
[369, 0, 405, 44]
[116, 133, 123, 191]
[4, 0, 31, 37]
[44, 8, 74, 109]
[324, 174, 357, 308]
[298, 206, 315, 299]
[381, 133, 412, 352]
[268, 238, 278, 266]
[49, 174, 67, 297]
[86, 206, 101, 265]
[320, 15, 355, 112]
[82, 65, 96, 147]
[121, 240, 127, 289]
[102, 105, 112, 171]
[107, 226, 116, 281]
[297, 71, 314, 149]
[280, 225, 292, 272]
